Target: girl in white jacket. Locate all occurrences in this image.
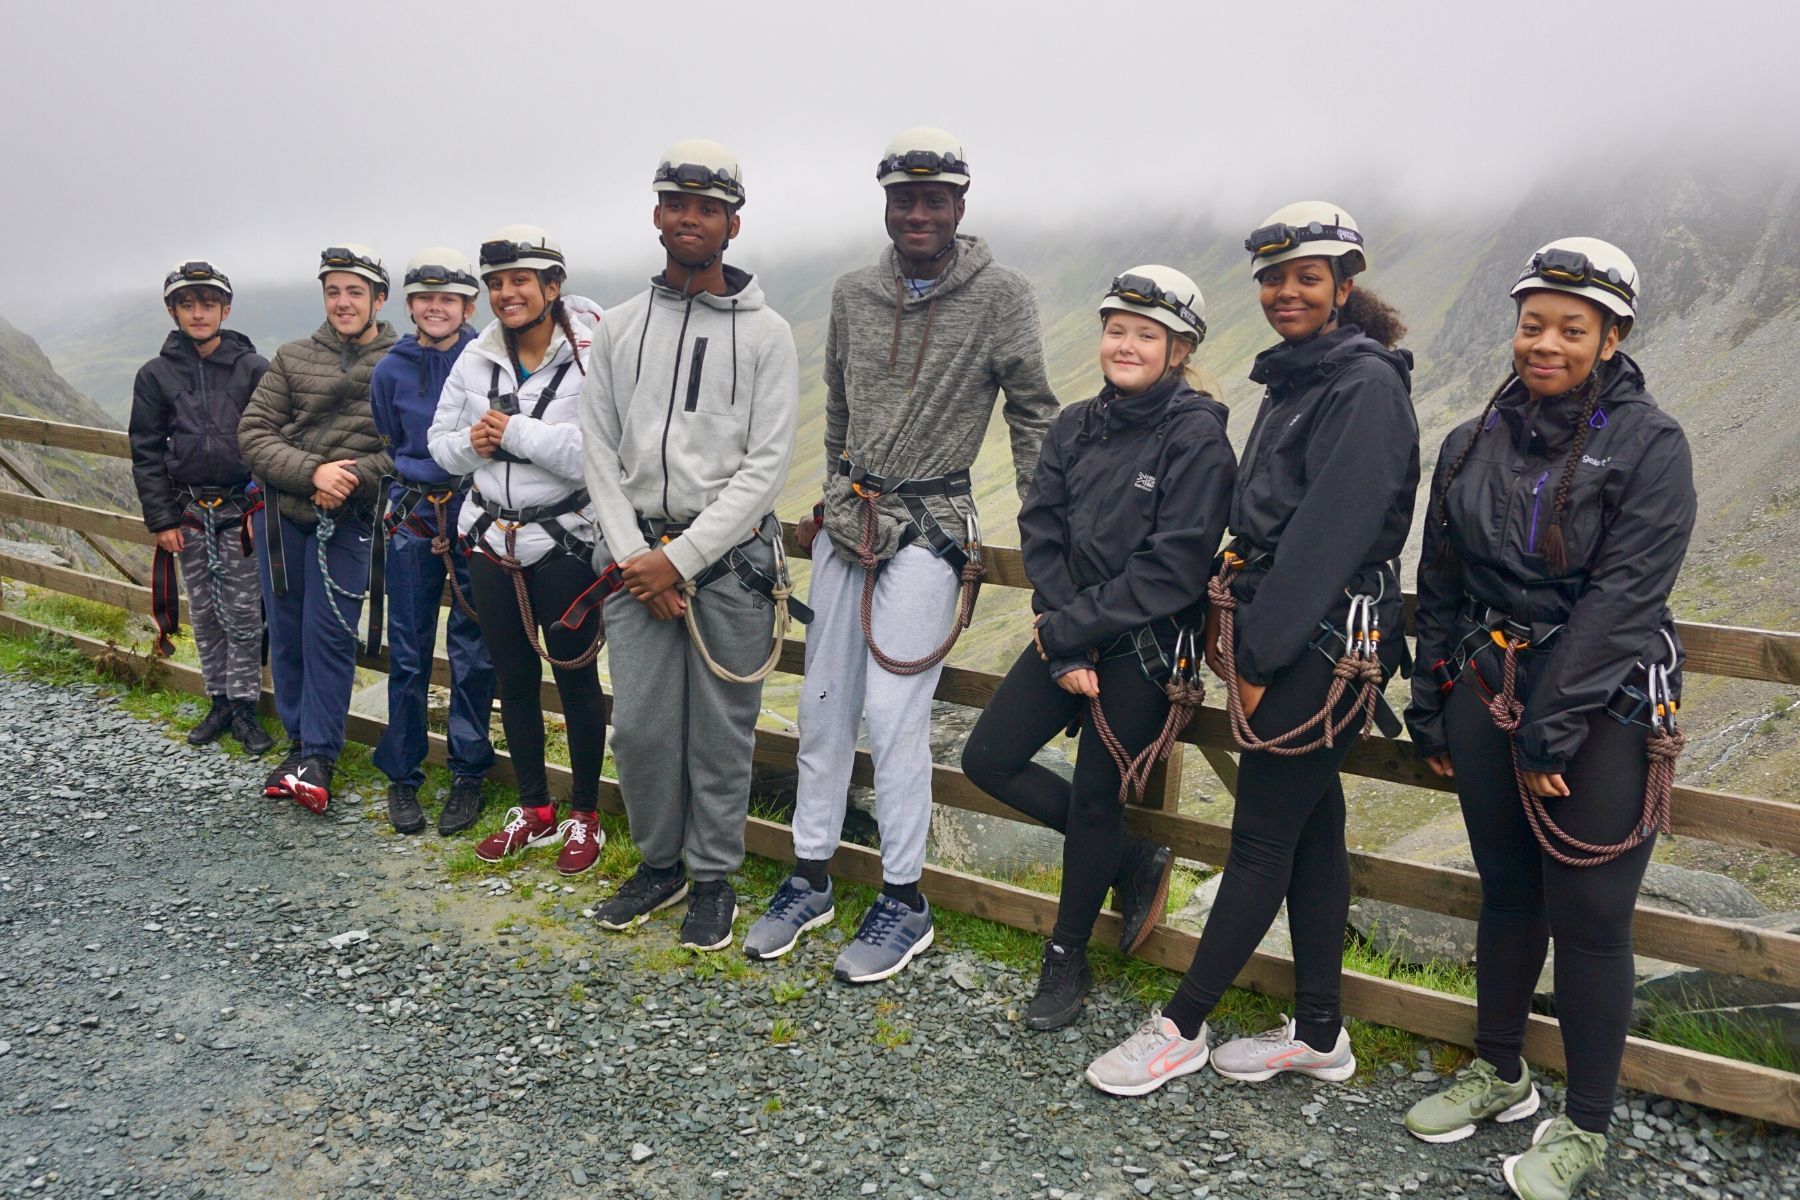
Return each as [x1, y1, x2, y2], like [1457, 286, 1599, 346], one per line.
[428, 225, 609, 876]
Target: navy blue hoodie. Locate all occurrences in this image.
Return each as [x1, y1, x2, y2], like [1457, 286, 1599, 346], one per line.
[370, 326, 476, 489]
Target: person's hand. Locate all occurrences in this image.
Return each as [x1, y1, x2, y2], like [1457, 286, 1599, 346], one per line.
[470, 410, 510, 457]
[1203, 607, 1226, 678]
[312, 489, 343, 510]
[1032, 612, 1050, 662]
[1425, 754, 1455, 779]
[1523, 771, 1569, 798]
[1055, 667, 1099, 698]
[622, 547, 682, 601]
[1237, 676, 1266, 721]
[643, 587, 687, 620]
[795, 499, 825, 552]
[154, 528, 185, 554]
[310, 459, 359, 502]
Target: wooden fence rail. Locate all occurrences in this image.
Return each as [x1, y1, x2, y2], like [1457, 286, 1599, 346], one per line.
[2, 411, 1798, 1128]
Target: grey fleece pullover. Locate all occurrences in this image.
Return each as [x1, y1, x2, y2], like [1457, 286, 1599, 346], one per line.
[821, 234, 1059, 564]
[580, 266, 799, 582]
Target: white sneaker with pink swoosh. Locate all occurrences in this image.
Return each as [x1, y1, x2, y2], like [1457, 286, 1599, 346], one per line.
[1209, 1016, 1356, 1082]
[1084, 1010, 1211, 1097]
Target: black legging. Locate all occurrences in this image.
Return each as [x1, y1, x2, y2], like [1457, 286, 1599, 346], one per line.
[468, 550, 605, 812]
[962, 642, 1169, 950]
[1444, 650, 1653, 1135]
[1162, 644, 1386, 1050]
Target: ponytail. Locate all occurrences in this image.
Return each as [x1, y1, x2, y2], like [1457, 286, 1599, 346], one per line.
[1340, 287, 1408, 348]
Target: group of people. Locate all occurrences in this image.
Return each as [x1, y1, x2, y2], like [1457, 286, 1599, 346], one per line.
[127, 127, 1694, 1200]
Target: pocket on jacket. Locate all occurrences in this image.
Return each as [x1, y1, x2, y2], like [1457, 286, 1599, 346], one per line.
[683, 337, 709, 412]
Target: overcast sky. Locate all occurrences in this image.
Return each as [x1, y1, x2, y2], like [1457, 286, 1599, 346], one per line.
[3, 0, 1796, 318]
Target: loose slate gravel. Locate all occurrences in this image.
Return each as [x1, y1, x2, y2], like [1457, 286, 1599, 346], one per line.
[1, 674, 1797, 1199]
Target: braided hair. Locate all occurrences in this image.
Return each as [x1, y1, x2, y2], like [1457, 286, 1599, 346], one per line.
[1538, 370, 1605, 573]
[1429, 375, 1513, 570]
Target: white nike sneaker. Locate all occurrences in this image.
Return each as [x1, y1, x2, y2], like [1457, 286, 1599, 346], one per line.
[1084, 1010, 1210, 1097]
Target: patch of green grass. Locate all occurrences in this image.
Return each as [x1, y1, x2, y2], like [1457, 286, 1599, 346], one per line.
[770, 980, 806, 1004]
[872, 1017, 912, 1049]
[1641, 993, 1798, 1072]
[762, 1095, 783, 1113]
[567, 982, 587, 1004]
[769, 1018, 798, 1046]
[1342, 930, 1478, 999]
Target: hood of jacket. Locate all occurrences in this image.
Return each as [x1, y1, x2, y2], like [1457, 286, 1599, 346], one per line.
[1073, 374, 1228, 444]
[158, 327, 259, 368]
[1249, 324, 1414, 395]
[1492, 352, 1649, 453]
[646, 264, 767, 312]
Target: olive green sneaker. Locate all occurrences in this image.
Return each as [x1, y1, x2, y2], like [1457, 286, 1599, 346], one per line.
[1404, 1057, 1540, 1143]
[1503, 1115, 1607, 1200]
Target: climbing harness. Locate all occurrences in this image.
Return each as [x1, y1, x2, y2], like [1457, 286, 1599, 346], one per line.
[1090, 627, 1207, 805]
[1206, 550, 1387, 755]
[837, 454, 986, 676]
[383, 476, 479, 620]
[150, 484, 263, 657]
[467, 489, 610, 670]
[1480, 624, 1684, 868]
[646, 515, 814, 685]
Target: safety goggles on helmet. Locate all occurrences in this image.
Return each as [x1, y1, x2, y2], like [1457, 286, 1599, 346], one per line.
[403, 263, 480, 292]
[319, 246, 388, 282]
[1244, 220, 1364, 258]
[875, 148, 970, 182]
[1107, 273, 1206, 339]
[164, 261, 231, 299]
[652, 162, 746, 204]
[479, 239, 566, 269]
[1518, 248, 1635, 305]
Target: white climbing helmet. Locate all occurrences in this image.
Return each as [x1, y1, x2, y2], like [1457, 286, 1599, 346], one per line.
[1511, 237, 1639, 330]
[1100, 265, 1207, 343]
[1245, 201, 1368, 278]
[317, 243, 389, 290]
[163, 260, 232, 301]
[652, 138, 746, 207]
[478, 225, 566, 278]
[402, 248, 480, 298]
[877, 127, 970, 190]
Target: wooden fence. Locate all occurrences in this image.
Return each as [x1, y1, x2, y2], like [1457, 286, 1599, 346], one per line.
[3, 410, 1798, 1127]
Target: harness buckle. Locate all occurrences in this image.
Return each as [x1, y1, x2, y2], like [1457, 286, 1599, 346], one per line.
[846, 461, 887, 499]
[1490, 628, 1530, 652]
[426, 490, 456, 505]
[197, 496, 225, 509]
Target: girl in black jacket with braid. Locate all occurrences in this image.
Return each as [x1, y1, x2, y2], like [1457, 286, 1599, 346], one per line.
[1086, 202, 1419, 1098]
[1402, 239, 1694, 1200]
[962, 266, 1235, 1032]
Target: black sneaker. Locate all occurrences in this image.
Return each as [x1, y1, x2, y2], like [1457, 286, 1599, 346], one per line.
[264, 745, 303, 798]
[289, 756, 334, 815]
[1113, 836, 1175, 955]
[438, 775, 484, 836]
[680, 880, 739, 952]
[594, 863, 689, 931]
[1026, 940, 1092, 1031]
[228, 701, 275, 754]
[187, 696, 232, 746]
[387, 782, 425, 834]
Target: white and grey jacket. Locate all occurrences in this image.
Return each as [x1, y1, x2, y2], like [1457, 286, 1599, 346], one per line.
[579, 266, 799, 581]
[427, 314, 596, 566]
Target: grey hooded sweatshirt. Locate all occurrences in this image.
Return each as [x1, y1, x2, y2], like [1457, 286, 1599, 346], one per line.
[580, 266, 799, 581]
[821, 234, 1058, 564]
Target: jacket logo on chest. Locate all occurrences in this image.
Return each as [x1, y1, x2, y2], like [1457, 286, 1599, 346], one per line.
[1133, 472, 1156, 492]
[1581, 454, 1611, 468]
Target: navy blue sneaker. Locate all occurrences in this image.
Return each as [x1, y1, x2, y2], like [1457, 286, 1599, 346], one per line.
[834, 894, 934, 984]
[744, 876, 836, 961]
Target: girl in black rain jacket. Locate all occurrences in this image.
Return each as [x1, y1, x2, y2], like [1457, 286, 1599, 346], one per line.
[1085, 204, 1419, 1099]
[1402, 239, 1694, 1198]
[962, 265, 1234, 1032]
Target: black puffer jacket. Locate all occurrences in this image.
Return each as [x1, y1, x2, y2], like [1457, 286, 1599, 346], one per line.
[1407, 353, 1695, 771]
[1228, 326, 1419, 684]
[128, 330, 268, 532]
[1023, 375, 1236, 673]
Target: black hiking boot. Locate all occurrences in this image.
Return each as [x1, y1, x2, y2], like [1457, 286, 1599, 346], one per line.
[228, 701, 275, 754]
[1026, 940, 1091, 1031]
[438, 775, 484, 836]
[387, 782, 426, 835]
[187, 696, 233, 746]
[1113, 835, 1175, 955]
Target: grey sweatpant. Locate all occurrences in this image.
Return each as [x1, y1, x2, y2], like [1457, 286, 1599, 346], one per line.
[604, 524, 779, 883]
[791, 532, 959, 885]
[178, 507, 264, 702]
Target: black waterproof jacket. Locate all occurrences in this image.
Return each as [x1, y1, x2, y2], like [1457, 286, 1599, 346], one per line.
[128, 329, 268, 532]
[1227, 326, 1419, 684]
[1023, 376, 1236, 675]
[1406, 353, 1694, 772]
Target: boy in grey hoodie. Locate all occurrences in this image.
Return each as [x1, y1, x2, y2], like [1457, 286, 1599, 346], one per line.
[580, 139, 800, 953]
[745, 128, 1058, 981]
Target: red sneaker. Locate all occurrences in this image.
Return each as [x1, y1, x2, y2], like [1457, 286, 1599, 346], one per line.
[555, 811, 605, 876]
[288, 757, 334, 815]
[474, 806, 562, 863]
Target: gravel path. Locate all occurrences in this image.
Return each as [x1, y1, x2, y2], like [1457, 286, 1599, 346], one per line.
[1, 672, 1796, 1200]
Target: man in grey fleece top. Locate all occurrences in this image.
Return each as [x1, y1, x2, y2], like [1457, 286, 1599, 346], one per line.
[745, 127, 1058, 982]
[581, 139, 800, 954]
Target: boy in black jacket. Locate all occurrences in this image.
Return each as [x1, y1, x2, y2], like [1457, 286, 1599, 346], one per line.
[129, 261, 273, 753]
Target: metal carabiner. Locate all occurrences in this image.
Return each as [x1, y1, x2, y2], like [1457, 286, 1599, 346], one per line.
[963, 512, 983, 565]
